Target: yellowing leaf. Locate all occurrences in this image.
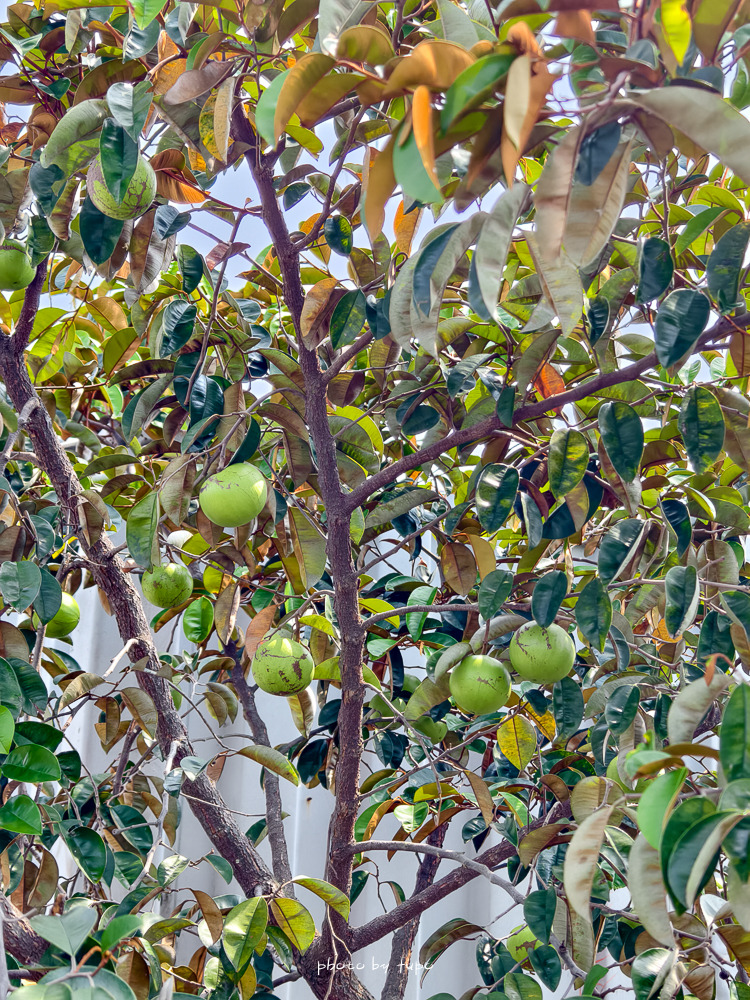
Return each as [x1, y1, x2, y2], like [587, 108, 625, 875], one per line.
[394, 199, 422, 255]
[412, 85, 438, 190]
[501, 57, 555, 184]
[563, 805, 614, 919]
[300, 278, 339, 345]
[628, 833, 677, 946]
[364, 141, 396, 240]
[464, 533, 496, 581]
[497, 715, 536, 770]
[269, 898, 316, 953]
[382, 39, 475, 97]
[244, 605, 277, 659]
[660, 0, 692, 65]
[289, 508, 327, 590]
[292, 876, 350, 919]
[238, 745, 300, 785]
[120, 687, 158, 738]
[274, 54, 335, 144]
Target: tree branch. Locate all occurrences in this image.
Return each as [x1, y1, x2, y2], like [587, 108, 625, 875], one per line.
[343, 312, 750, 512]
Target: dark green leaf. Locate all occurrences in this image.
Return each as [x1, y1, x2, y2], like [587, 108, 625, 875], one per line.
[697, 610, 734, 674]
[153, 204, 190, 239]
[80, 196, 124, 266]
[496, 384, 515, 427]
[605, 684, 639, 736]
[575, 121, 622, 185]
[678, 386, 725, 473]
[0, 561, 41, 611]
[631, 949, 675, 1000]
[664, 565, 698, 638]
[599, 401, 644, 482]
[520, 492, 544, 547]
[126, 493, 159, 570]
[721, 590, 750, 641]
[324, 215, 353, 256]
[0, 659, 23, 718]
[330, 289, 367, 350]
[575, 576, 611, 651]
[33, 568, 63, 624]
[721, 685, 750, 783]
[553, 676, 584, 742]
[523, 888, 557, 944]
[159, 299, 197, 358]
[407, 586, 438, 640]
[476, 464, 519, 533]
[586, 295, 610, 346]
[65, 826, 107, 882]
[707, 222, 750, 312]
[183, 595, 214, 643]
[229, 418, 261, 465]
[654, 288, 711, 368]
[447, 354, 492, 400]
[478, 569, 514, 620]
[548, 428, 588, 498]
[636, 237, 673, 302]
[531, 570, 567, 628]
[598, 519, 644, 584]
[100, 118, 138, 201]
[660, 498, 691, 557]
[529, 945, 562, 991]
[177, 246, 205, 295]
[0, 794, 42, 835]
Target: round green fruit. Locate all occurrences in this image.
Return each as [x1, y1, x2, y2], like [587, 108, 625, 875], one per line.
[506, 925, 538, 964]
[449, 654, 511, 716]
[199, 464, 268, 528]
[87, 154, 156, 221]
[33, 592, 80, 638]
[413, 717, 448, 743]
[0, 241, 35, 291]
[141, 563, 194, 609]
[509, 621, 575, 684]
[251, 634, 314, 696]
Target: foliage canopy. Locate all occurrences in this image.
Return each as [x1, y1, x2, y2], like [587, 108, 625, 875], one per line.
[1, 1, 750, 999]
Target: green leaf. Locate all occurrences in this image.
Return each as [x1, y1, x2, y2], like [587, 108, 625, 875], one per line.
[666, 810, 739, 911]
[660, 498, 691, 557]
[31, 906, 97, 956]
[664, 565, 698, 638]
[66, 826, 107, 881]
[604, 684, 639, 736]
[636, 237, 673, 302]
[126, 493, 159, 570]
[238, 745, 300, 786]
[531, 570, 567, 628]
[393, 124, 442, 205]
[697, 609, 734, 673]
[132, 0, 165, 29]
[476, 464, 519, 533]
[269, 897, 316, 952]
[523, 888, 557, 944]
[256, 70, 290, 147]
[324, 215, 353, 256]
[183, 595, 214, 643]
[0, 793, 42, 835]
[707, 222, 750, 312]
[159, 300, 197, 359]
[441, 53, 514, 133]
[547, 428, 589, 499]
[529, 946, 561, 991]
[0, 561, 41, 611]
[223, 897, 268, 975]
[586, 295, 610, 346]
[721, 684, 750, 783]
[0, 705, 14, 754]
[2, 743, 61, 783]
[107, 80, 153, 142]
[100, 118, 138, 201]
[33, 568, 63, 624]
[575, 577, 611, 651]
[637, 768, 687, 849]
[598, 401, 643, 482]
[721, 590, 750, 640]
[177, 246, 205, 295]
[575, 120, 622, 185]
[654, 288, 711, 368]
[478, 569, 514, 620]
[678, 385, 725, 474]
[631, 949, 676, 1000]
[553, 675, 584, 743]
[80, 196, 124, 266]
[40, 99, 109, 177]
[330, 289, 366, 350]
[100, 915, 144, 953]
[504, 972, 542, 1000]
[406, 585, 438, 641]
[598, 519, 644, 584]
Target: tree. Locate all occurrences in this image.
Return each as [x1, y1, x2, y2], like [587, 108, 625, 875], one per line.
[2, 0, 750, 998]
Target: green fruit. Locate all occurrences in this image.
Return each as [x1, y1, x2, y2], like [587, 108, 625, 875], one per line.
[509, 621, 575, 684]
[368, 693, 406, 718]
[87, 154, 156, 221]
[252, 634, 314, 696]
[199, 464, 268, 528]
[0, 241, 35, 291]
[506, 925, 537, 964]
[449, 654, 511, 716]
[141, 563, 194, 609]
[33, 592, 80, 638]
